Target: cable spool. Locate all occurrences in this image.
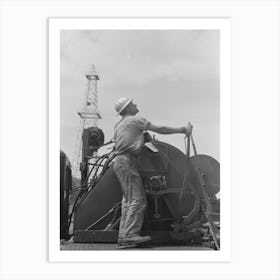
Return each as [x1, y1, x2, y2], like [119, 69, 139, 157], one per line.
[73, 140, 220, 234]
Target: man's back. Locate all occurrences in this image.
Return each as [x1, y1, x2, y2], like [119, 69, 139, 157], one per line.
[114, 115, 149, 155]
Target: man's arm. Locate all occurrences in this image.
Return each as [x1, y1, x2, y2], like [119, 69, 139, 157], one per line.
[146, 122, 192, 135]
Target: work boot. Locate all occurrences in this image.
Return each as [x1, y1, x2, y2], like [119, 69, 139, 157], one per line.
[119, 235, 151, 245]
[117, 242, 137, 249]
[117, 235, 152, 249]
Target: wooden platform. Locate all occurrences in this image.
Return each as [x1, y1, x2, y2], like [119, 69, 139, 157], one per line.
[60, 240, 213, 251]
[73, 230, 203, 244]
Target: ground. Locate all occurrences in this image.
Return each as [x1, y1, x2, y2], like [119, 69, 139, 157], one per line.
[60, 240, 213, 251]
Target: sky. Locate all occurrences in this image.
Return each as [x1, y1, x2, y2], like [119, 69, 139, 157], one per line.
[60, 30, 220, 172]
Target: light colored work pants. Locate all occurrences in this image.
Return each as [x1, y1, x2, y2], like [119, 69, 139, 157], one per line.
[113, 154, 147, 240]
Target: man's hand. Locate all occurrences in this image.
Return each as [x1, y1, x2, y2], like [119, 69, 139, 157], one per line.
[185, 122, 193, 136]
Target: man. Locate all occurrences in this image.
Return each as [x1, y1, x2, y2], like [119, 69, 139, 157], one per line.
[113, 97, 192, 249]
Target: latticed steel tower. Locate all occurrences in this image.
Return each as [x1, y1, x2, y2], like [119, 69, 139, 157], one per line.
[73, 65, 102, 178]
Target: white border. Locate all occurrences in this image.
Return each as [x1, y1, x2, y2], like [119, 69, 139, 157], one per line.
[49, 18, 231, 262]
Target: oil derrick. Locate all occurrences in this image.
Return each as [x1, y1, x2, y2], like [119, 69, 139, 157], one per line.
[73, 65, 103, 183]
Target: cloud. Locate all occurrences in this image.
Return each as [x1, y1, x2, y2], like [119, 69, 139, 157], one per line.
[61, 30, 219, 87]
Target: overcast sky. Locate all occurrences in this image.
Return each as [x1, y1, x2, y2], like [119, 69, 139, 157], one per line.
[60, 30, 220, 168]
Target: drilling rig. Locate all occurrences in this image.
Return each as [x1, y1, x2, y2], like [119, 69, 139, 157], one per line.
[73, 65, 104, 184]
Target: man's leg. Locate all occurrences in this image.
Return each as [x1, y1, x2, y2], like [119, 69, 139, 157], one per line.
[124, 173, 147, 238]
[118, 197, 128, 240]
[113, 155, 132, 241]
[113, 155, 151, 247]
[119, 168, 151, 245]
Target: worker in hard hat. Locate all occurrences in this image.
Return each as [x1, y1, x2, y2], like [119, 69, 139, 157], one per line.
[113, 97, 192, 249]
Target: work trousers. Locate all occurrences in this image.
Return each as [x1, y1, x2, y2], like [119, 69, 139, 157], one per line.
[113, 154, 147, 240]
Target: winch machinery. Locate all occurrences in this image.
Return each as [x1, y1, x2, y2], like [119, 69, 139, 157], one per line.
[60, 131, 220, 249]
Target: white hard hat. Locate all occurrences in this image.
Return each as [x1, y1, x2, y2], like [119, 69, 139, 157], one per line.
[115, 97, 133, 114]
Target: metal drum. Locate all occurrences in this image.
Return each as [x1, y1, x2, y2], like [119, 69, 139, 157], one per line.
[73, 140, 220, 232]
[74, 166, 122, 231]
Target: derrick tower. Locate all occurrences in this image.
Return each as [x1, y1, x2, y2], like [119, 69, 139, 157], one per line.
[73, 65, 102, 179]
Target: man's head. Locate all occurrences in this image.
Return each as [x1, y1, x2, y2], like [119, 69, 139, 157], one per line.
[115, 97, 139, 116]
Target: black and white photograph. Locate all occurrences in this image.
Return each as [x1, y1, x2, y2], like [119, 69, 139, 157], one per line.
[1, 1, 279, 279]
[51, 18, 231, 261]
